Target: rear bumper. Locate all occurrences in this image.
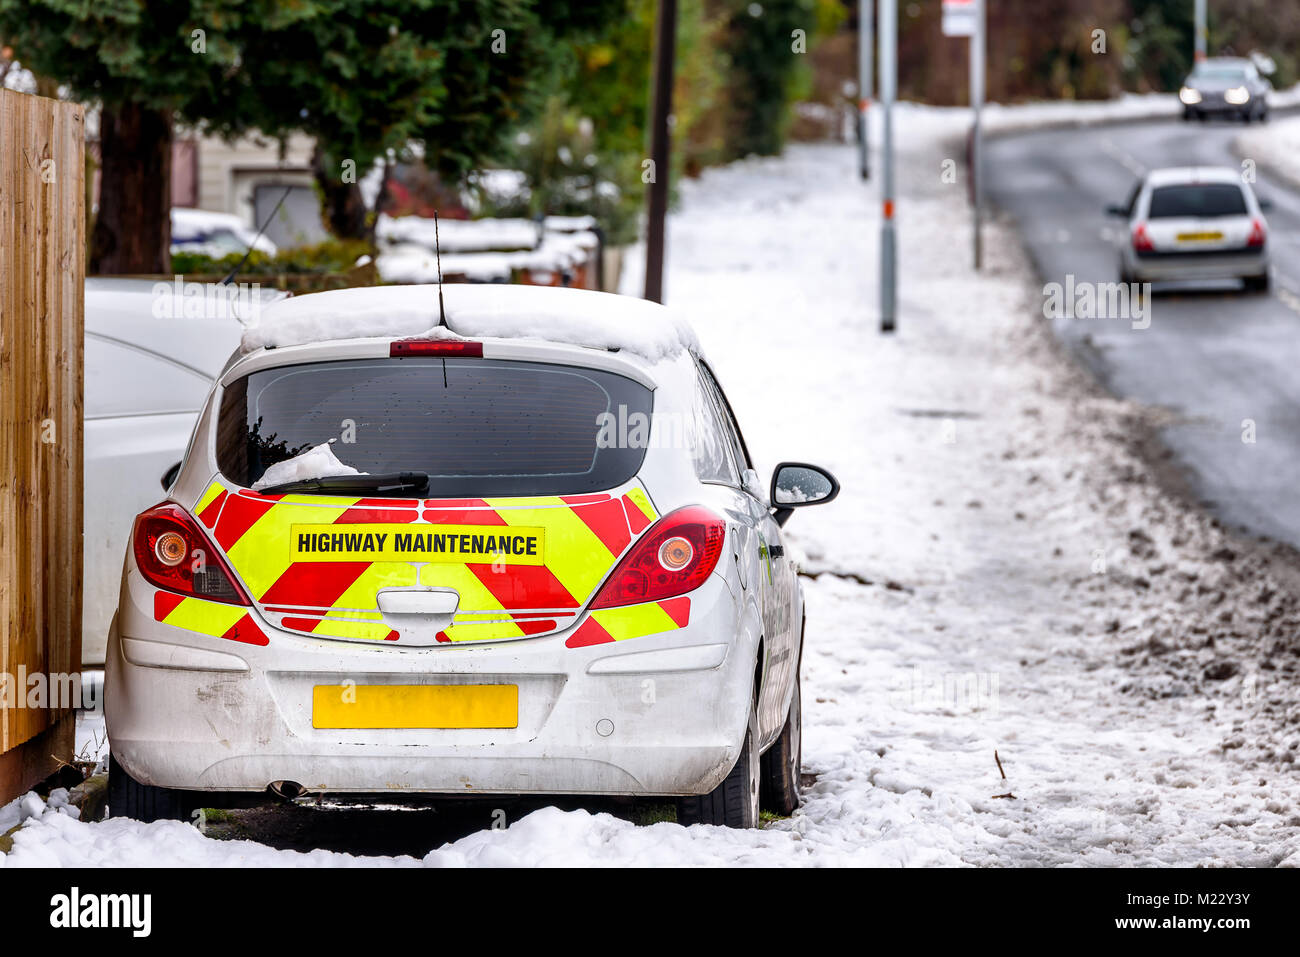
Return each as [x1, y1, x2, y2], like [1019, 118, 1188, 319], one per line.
[1125, 247, 1268, 282]
[105, 568, 756, 797]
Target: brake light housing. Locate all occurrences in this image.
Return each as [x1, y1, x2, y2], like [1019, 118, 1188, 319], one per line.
[132, 503, 250, 605]
[591, 506, 726, 608]
[390, 338, 483, 357]
[1132, 223, 1154, 253]
[1247, 218, 1266, 248]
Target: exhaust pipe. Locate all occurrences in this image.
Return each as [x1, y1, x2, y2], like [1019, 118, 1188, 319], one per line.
[267, 780, 308, 802]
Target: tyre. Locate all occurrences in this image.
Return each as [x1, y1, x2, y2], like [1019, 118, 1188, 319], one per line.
[760, 666, 802, 816]
[677, 696, 760, 828]
[1244, 272, 1270, 293]
[108, 753, 193, 823]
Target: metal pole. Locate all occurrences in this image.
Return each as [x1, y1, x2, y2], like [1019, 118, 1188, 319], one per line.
[879, 0, 896, 333]
[972, 0, 984, 270]
[1194, 0, 1207, 62]
[643, 0, 677, 303]
[858, 0, 874, 181]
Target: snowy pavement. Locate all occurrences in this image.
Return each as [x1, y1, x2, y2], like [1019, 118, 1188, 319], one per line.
[1236, 115, 1300, 190]
[5, 106, 1300, 866]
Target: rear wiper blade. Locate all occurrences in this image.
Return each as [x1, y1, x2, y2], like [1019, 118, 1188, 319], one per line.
[254, 471, 429, 496]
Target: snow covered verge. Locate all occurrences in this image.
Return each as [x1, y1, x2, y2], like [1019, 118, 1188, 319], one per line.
[1235, 116, 1300, 192]
[5, 105, 1300, 867]
[850, 85, 1300, 151]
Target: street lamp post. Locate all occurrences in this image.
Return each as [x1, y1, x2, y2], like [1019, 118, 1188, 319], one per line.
[859, 0, 874, 181]
[879, 0, 896, 333]
[1195, 0, 1207, 62]
[643, 0, 678, 303]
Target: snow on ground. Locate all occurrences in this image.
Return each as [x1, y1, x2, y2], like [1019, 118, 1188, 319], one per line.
[6, 104, 1300, 866]
[980, 84, 1300, 137]
[1236, 115, 1300, 191]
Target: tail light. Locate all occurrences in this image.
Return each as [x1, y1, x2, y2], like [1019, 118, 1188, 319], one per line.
[590, 506, 726, 609]
[132, 503, 250, 605]
[1132, 223, 1154, 252]
[1247, 218, 1266, 248]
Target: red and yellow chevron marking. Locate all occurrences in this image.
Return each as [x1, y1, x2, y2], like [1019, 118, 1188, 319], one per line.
[185, 480, 660, 645]
[152, 591, 268, 646]
[565, 596, 691, 648]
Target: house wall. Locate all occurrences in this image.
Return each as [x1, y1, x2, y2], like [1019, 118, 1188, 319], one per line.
[193, 131, 315, 226]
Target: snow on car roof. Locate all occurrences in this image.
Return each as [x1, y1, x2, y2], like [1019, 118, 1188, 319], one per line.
[1145, 167, 1245, 187]
[238, 284, 700, 362]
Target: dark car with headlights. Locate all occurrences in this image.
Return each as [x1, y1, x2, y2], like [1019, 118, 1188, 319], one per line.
[1180, 58, 1271, 123]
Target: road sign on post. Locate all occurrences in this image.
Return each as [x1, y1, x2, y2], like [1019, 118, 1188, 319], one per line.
[941, 0, 976, 37]
[944, 0, 984, 269]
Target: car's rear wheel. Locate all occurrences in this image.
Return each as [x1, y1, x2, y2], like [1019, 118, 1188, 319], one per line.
[1244, 272, 1270, 293]
[108, 753, 193, 823]
[760, 666, 802, 816]
[677, 696, 760, 828]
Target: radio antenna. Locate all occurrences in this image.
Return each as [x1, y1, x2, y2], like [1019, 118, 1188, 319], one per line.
[434, 209, 447, 328]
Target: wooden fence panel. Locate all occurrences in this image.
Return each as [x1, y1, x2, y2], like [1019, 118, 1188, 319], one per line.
[0, 89, 86, 801]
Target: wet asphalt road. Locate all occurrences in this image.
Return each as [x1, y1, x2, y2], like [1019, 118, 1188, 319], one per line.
[986, 113, 1300, 548]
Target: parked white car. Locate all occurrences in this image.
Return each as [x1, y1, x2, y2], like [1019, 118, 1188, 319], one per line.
[83, 279, 284, 665]
[105, 285, 838, 827]
[171, 208, 278, 260]
[1108, 167, 1271, 291]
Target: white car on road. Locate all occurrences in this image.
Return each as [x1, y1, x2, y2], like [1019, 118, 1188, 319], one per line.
[105, 284, 839, 828]
[1109, 167, 1271, 291]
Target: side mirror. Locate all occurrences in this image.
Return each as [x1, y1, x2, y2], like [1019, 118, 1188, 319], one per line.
[1258, 197, 1274, 212]
[1105, 204, 1129, 219]
[161, 461, 182, 491]
[770, 462, 839, 526]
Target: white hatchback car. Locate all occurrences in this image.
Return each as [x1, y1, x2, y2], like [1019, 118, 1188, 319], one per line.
[1109, 167, 1271, 291]
[105, 285, 838, 828]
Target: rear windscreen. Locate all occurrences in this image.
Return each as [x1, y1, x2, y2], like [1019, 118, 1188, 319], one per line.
[1148, 184, 1248, 219]
[217, 357, 654, 497]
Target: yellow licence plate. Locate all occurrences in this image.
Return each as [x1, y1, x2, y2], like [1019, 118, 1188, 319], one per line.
[312, 684, 519, 729]
[1176, 231, 1223, 242]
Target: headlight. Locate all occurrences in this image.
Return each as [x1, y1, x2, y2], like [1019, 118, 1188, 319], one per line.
[1179, 86, 1203, 105]
[1225, 86, 1251, 105]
